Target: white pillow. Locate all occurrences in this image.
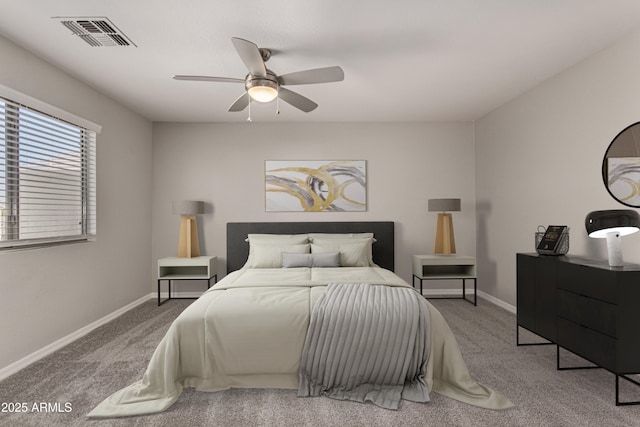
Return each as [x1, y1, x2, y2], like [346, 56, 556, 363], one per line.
[281, 252, 340, 268]
[245, 243, 310, 268]
[308, 233, 374, 241]
[311, 240, 373, 267]
[245, 234, 309, 244]
[310, 237, 375, 265]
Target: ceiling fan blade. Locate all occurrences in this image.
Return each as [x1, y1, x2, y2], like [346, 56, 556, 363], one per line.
[173, 75, 244, 83]
[231, 37, 267, 77]
[278, 87, 318, 113]
[228, 92, 250, 112]
[277, 66, 344, 86]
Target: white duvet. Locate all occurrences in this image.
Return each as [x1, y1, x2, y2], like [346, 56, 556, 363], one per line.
[88, 267, 513, 418]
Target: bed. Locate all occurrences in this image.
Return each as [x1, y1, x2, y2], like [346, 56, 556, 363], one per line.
[88, 221, 512, 418]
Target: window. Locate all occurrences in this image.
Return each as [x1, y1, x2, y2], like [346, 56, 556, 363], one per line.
[0, 89, 99, 250]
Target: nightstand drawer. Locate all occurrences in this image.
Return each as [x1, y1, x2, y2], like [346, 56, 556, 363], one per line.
[557, 263, 617, 303]
[557, 289, 617, 338]
[557, 317, 616, 370]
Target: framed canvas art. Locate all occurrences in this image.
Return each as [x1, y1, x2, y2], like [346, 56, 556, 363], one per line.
[265, 160, 367, 212]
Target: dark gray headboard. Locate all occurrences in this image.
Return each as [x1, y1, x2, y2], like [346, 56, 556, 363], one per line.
[226, 221, 395, 273]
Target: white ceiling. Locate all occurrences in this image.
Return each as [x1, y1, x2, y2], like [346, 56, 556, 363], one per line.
[2, 1, 640, 123]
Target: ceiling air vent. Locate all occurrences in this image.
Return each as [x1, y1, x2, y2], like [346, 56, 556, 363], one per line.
[54, 16, 136, 47]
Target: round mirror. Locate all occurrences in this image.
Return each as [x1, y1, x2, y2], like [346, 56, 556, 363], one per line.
[602, 122, 640, 207]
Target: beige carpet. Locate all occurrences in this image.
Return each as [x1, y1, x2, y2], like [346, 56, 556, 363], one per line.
[0, 297, 639, 426]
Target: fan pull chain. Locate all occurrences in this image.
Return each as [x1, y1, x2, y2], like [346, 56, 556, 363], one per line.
[276, 95, 280, 115]
[247, 96, 252, 122]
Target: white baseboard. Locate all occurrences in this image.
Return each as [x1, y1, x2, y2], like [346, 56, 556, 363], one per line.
[0, 293, 154, 381]
[478, 290, 516, 313]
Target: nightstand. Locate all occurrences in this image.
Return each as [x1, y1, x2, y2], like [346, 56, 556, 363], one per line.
[157, 256, 217, 306]
[412, 255, 477, 305]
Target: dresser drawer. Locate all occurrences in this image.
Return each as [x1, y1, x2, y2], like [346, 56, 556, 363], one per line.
[557, 289, 617, 338]
[557, 263, 617, 303]
[557, 317, 616, 370]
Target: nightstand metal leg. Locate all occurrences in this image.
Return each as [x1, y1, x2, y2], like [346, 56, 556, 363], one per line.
[462, 278, 477, 305]
[468, 278, 477, 305]
[157, 275, 216, 306]
[158, 279, 172, 306]
[412, 275, 424, 296]
[206, 275, 217, 290]
[414, 274, 477, 306]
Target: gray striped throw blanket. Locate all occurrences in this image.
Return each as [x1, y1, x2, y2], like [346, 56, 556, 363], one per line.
[297, 283, 431, 409]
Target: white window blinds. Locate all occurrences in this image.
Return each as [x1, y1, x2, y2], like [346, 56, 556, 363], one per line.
[0, 93, 98, 250]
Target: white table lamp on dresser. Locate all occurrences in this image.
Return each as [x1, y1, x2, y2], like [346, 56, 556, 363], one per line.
[172, 200, 205, 258]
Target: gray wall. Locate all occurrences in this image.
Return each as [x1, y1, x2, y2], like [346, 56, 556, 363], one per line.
[0, 36, 153, 371]
[151, 122, 477, 286]
[475, 27, 640, 307]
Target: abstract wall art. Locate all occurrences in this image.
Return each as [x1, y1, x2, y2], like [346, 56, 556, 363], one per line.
[265, 160, 367, 212]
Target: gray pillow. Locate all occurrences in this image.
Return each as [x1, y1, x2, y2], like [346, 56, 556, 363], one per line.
[281, 252, 340, 268]
[310, 252, 340, 267]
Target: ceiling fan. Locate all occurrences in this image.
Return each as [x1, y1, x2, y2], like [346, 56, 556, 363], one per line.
[173, 37, 344, 114]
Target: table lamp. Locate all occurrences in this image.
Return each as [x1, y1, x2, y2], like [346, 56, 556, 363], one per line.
[585, 209, 640, 266]
[173, 200, 205, 258]
[428, 198, 461, 255]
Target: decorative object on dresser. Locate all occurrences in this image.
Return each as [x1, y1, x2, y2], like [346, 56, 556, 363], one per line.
[585, 209, 640, 267]
[172, 200, 205, 258]
[412, 255, 476, 305]
[535, 225, 569, 255]
[517, 253, 640, 405]
[157, 256, 217, 306]
[428, 198, 461, 254]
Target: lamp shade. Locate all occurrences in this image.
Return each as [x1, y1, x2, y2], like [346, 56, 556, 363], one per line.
[248, 85, 278, 103]
[172, 200, 205, 216]
[428, 198, 461, 212]
[585, 209, 640, 238]
[428, 198, 461, 255]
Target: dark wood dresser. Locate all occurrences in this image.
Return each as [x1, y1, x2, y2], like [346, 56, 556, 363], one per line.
[516, 253, 640, 405]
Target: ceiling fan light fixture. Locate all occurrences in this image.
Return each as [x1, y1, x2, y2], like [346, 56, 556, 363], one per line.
[246, 74, 279, 103]
[248, 84, 278, 103]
